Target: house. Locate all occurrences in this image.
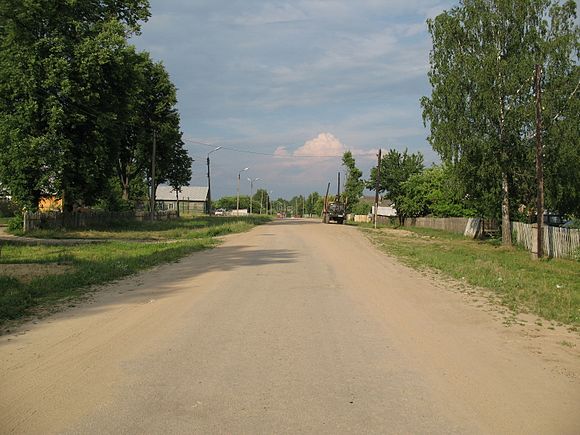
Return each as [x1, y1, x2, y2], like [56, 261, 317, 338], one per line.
[155, 185, 208, 214]
[39, 196, 62, 211]
[372, 202, 397, 217]
[361, 196, 397, 217]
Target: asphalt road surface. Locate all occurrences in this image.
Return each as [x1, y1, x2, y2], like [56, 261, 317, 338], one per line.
[1, 219, 579, 434]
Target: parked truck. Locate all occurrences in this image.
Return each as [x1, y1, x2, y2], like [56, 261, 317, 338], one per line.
[322, 173, 346, 224]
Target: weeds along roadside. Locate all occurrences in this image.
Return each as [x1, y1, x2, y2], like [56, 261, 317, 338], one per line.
[358, 224, 579, 329]
[0, 216, 271, 324]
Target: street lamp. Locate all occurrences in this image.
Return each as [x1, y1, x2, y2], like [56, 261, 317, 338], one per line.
[206, 146, 222, 214]
[247, 177, 261, 214]
[236, 167, 249, 215]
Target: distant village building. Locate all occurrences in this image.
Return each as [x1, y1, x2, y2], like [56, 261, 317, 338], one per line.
[39, 196, 62, 211]
[372, 203, 397, 217]
[361, 196, 397, 217]
[155, 185, 208, 214]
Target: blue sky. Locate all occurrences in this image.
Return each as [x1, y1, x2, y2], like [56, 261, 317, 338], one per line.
[132, 0, 457, 199]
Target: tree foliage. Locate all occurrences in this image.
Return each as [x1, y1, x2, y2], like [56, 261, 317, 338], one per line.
[341, 151, 364, 213]
[421, 0, 579, 243]
[367, 148, 424, 222]
[0, 0, 150, 211]
[398, 165, 478, 218]
[0, 0, 192, 213]
[306, 192, 322, 215]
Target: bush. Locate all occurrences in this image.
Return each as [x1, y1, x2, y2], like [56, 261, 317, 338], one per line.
[7, 215, 22, 232]
[0, 199, 18, 217]
[352, 202, 371, 215]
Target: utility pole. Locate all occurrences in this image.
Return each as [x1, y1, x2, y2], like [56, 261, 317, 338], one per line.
[534, 64, 544, 259]
[374, 149, 381, 229]
[236, 167, 248, 215]
[206, 147, 221, 215]
[150, 129, 157, 221]
[206, 156, 211, 215]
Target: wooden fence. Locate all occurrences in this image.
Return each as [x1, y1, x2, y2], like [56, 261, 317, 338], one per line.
[23, 210, 178, 231]
[404, 217, 472, 234]
[511, 221, 579, 259]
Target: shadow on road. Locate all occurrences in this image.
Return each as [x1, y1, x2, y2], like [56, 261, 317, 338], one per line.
[0, 243, 299, 330]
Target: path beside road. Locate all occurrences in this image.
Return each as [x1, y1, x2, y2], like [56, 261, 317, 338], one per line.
[1, 219, 578, 433]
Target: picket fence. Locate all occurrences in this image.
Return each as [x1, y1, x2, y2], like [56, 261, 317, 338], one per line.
[394, 216, 577, 259]
[23, 210, 178, 231]
[511, 221, 579, 259]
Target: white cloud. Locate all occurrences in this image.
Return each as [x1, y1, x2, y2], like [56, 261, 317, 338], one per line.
[294, 132, 345, 156]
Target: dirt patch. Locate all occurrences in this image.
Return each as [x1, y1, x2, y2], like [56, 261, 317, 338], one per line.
[0, 263, 74, 283]
[378, 227, 417, 237]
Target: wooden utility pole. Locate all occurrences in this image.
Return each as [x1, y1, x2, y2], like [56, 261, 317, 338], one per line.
[150, 130, 157, 221]
[374, 149, 381, 229]
[534, 64, 544, 258]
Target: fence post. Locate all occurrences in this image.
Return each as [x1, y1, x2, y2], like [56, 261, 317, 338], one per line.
[23, 211, 29, 232]
[531, 224, 539, 259]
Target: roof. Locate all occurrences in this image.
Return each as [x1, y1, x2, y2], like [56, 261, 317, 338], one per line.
[361, 196, 394, 207]
[156, 185, 208, 201]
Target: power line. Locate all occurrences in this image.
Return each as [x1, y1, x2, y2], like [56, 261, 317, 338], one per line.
[184, 137, 348, 159]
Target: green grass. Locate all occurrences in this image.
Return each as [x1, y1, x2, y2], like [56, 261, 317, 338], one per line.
[362, 226, 580, 327]
[11, 215, 271, 240]
[0, 216, 271, 323]
[0, 217, 12, 225]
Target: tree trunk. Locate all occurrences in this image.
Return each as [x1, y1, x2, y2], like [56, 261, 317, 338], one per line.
[121, 180, 129, 202]
[501, 171, 512, 246]
[175, 190, 180, 218]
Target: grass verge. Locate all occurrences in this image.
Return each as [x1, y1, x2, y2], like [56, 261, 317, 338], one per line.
[0, 216, 271, 323]
[10, 215, 271, 240]
[361, 225, 580, 328]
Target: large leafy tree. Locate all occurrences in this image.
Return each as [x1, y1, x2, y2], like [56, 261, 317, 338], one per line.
[115, 51, 188, 204]
[341, 151, 364, 213]
[368, 148, 424, 224]
[398, 165, 478, 218]
[422, 0, 579, 245]
[539, 2, 579, 216]
[0, 0, 150, 211]
[306, 191, 321, 215]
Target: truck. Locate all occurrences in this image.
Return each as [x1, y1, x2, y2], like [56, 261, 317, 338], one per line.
[322, 173, 346, 224]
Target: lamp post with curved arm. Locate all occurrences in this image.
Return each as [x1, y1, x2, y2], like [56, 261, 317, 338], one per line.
[236, 167, 249, 215]
[206, 146, 222, 214]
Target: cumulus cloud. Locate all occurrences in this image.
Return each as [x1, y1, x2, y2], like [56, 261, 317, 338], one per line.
[294, 132, 345, 156]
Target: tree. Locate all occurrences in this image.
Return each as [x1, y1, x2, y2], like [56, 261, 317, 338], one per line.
[0, 0, 150, 211]
[367, 148, 424, 224]
[113, 51, 187, 206]
[398, 165, 478, 218]
[252, 188, 269, 214]
[539, 2, 580, 217]
[306, 192, 321, 216]
[341, 151, 364, 213]
[422, 0, 579, 245]
[289, 195, 306, 217]
[166, 145, 193, 217]
[214, 196, 250, 211]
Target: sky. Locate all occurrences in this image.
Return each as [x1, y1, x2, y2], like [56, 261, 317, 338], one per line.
[132, 0, 457, 200]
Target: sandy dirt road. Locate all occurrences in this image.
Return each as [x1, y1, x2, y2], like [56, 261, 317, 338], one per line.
[1, 219, 579, 434]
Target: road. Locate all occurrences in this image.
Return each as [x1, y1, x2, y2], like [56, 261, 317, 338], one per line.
[1, 219, 579, 434]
